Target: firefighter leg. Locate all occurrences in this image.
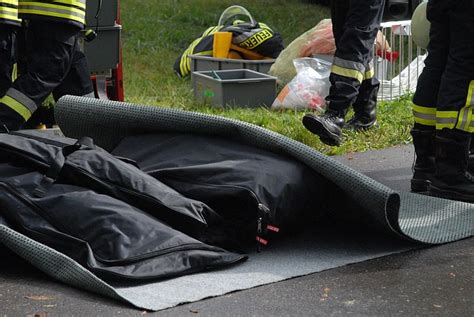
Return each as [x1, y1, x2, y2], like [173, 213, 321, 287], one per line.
[345, 74, 379, 130]
[0, 20, 78, 131]
[410, 125, 435, 193]
[304, 0, 385, 145]
[0, 26, 15, 97]
[427, 0, 474, 202]
[411, 6, 451, 192]
[301, 0, 350, 146]
[52, 39, 94, 101]
[0, 26, 17, 132]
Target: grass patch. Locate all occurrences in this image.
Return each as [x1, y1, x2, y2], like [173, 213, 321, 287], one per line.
[120, 0, 414, 155]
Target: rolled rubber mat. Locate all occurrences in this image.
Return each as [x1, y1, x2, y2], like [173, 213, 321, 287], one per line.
[0, 96, 471, 311]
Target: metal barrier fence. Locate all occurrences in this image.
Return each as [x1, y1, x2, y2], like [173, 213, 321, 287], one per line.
[375, 20, 427, 101]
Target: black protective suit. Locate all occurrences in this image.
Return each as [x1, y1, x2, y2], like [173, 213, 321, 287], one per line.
[410, 0, 474, 202]
[303, 0, 385, 146]
[0, 0, 21, 103]
[0, 26, 16, 98]
[327, 0, 383, 117]
[0, 1, 93, 132]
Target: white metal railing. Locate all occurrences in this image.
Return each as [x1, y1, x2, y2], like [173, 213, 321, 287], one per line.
[375, 20, 427, 101]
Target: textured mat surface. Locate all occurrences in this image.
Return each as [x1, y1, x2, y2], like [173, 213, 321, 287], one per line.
[0, 96, 472, 311]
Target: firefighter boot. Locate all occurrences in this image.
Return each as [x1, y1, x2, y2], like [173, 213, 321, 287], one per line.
[0, 104, 25, 133]
[302, 109, 345, 146]
[345, 80, 378, 131]
[410, 128, 435, 193]
[469, 136, 474, 172]
[428, 129, 474, 203]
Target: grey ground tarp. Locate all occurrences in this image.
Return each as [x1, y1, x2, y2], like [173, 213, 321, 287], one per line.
[0, 96, 472, 311]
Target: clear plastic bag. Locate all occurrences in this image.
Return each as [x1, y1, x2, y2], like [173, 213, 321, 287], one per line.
[300, 19, 335, 57]
[272, 57, 331, 111]
[268, 19, 333, 86]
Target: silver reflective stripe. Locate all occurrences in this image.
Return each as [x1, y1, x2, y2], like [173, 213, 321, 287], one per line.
[20, 4, 85, 19]
[436, 117, 457, 125]
[333, 57, 365, 73]
[413, 111, 436, 121]
[6, 87, 37, 113]
[0, 10, 17, 19]
[458, 108, 470, 131]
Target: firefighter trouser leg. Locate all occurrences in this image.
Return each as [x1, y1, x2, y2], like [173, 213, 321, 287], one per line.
[411, 17, 449, 185]
[346, 72, 380, 130]
[412, 19, 449, 129]
[413, 0, 474, 201]
[0, 26, 19, 132]
[432, 0, 474, 132]
[326, 0, 385, 114]
[0, 20, 80, 131]
[0, 26, 16, 97]
[53, 41, 94, 101]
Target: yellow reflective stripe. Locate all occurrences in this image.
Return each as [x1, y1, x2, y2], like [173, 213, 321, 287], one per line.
[412, 104, 436, 115]
[435, 110, 459, 130]
[364, 68, 374, 80]
[436, 110, 459, 118]
[0, 7, 21, 22]
[259, 22, 272, 31]
[0, 6, 17, 12]
[202, 26, 216, 37]
[52, 0, 85, 9]
[466, 80, 474, 106]
[19, 8, 83, 22]
[456, 106, 472, 131]
[455, 80, 474, 132]
[0, 95, 32, 120]
[19, 1, 85, 23]
[20, 1, 84, 14]
[202, 26, 223, 37]
[331, 65, 364, 82]
[12, 63, 17, 81]
[0, 0, 18, 5]
[414, 117, 436, 126]
[194, 50, 212, 56]
[180, 38, 199, 75]
[413, 104, 436, 126]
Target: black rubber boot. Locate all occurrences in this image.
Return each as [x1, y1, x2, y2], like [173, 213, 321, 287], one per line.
[345, 80, 378, 131]
[469, 136, 474, 172]
[428, 129, 474, 203]
[410, 128, 435, 193]
[302, 110, 345, 146]
[0, 103, 25, 133]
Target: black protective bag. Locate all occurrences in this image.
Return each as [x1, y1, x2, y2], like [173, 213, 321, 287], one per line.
[111, 133, 328, 247]
[0, 132, 245, 281]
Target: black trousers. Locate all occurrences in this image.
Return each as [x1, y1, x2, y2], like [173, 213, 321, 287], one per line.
[0, 25, 16, 97]
[412, 0, 474, 132]
[326, 0, 385, 113]
[14, 20, 93, 107]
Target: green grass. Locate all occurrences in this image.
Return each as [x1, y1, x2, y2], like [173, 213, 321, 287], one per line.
[120, 0, 414, 155]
